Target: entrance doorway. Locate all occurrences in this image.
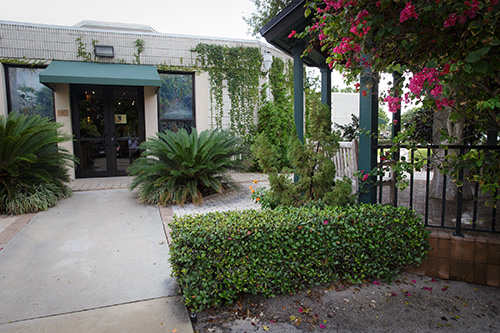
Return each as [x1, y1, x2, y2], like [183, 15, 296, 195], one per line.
[71, 85, 145, 178]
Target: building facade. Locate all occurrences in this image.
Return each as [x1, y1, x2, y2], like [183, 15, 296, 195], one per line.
[0, 20, 286, 179]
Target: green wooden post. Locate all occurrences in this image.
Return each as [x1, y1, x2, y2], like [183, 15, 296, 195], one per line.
[320, 65, 332, 123]
[391, 72, 402, 206]
[358, 66, 378, 204]
[292, 42, 305, 143]
[391, 72, 402, 140]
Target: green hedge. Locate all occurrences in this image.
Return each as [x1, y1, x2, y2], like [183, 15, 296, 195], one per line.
[169, 204, 430, 311]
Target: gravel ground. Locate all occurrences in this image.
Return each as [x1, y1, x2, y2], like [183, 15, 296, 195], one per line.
[192, 272, 500, 333]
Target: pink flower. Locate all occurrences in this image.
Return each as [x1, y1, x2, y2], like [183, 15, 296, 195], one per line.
[323, 220, 328, 225]
[363, 174, 369, 182]
[362, 90, 367, 97]
[431, 84, 443, 97]
[393, 119, 398, 125]
[319, 324, 326, 329]
[444, 13, 458, 28]
[391, 292, 397, 296]
[458, 15, 467, 24]
[373, 280, 380, 285]
[400, 2, 418, 23]
[431, 278, 437, 282]
[441, 287, 448, 291]
[423, 287, 433, 292]
[384, 94, 402, 113]
[299, 307, 304, 313]
[435, 98, 455, 110]
[411, 279, 416, 283]
[288, 30, 297, 38]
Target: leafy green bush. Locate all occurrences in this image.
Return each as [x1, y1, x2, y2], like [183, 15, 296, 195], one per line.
[128, 128, 247, 205]
[254, 57, 294, 171]
[169, 204, 430, 311]
[253, 99, 354, 207]
[0, 113, 74, 215]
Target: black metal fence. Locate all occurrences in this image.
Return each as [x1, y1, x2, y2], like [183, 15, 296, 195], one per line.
[377, 144, 499, 235]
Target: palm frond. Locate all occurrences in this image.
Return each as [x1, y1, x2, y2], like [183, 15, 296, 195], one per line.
[128, 128, 247, 205]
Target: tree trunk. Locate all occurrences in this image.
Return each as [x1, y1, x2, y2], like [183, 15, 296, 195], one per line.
[429, 108, 473, 201]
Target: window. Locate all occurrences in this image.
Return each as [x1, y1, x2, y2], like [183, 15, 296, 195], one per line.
[158, 73, 194, 133]
[6, 66, 55, 119]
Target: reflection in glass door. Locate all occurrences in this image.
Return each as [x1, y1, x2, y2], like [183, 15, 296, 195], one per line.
[71, 85, 144, 178]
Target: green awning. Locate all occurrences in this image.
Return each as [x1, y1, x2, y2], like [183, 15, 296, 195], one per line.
[40, 61, 161, 89]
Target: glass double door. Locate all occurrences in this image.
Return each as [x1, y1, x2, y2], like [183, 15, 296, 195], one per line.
[71, 85, 144, 178]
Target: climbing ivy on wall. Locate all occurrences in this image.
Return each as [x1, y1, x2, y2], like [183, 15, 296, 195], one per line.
[192, 43, 262, 141]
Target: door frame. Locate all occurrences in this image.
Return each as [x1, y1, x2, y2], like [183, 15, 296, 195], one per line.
[70, 84, 145, 178]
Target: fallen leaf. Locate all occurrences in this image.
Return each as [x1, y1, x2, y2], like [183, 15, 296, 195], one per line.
[263, 325, 269, 331]
[172, 329, 177, 333]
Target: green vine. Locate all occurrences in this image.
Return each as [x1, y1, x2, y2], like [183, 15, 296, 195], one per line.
[192, 43, 262, 141]
[133, 39, 145, 64]
[0, 58, 48, 66]
[75, 36, 92, 61]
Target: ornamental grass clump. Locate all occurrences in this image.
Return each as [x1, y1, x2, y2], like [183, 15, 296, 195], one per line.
[128, 128, 247, 205]
[169, 204, 430, 311]
[0, 113, 74, 215]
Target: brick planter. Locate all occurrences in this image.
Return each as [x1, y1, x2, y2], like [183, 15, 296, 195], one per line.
[406, 229, 500, 287]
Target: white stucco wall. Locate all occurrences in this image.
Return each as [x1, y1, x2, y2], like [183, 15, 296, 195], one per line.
[0, 64, 7, 117]
[53, 84, 76, 179]
[195, 71, 210, 131]
[143, 86, 158, 139]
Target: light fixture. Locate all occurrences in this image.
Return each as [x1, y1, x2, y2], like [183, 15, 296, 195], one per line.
[94, 45, 114, 58]
[263, 51, 273, 72]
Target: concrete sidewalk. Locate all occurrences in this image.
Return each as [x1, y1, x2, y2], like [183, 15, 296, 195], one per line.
[0, 189, 192, 332]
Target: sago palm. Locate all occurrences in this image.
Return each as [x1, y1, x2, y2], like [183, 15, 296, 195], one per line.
[128, 128, 247, 205]
[0, 113, 75, 214]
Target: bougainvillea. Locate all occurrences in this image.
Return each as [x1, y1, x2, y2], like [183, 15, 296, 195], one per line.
[297, 0, 499, 123]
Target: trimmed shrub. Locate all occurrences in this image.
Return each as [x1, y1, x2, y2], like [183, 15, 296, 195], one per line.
[128, 128, 247, 205]
[169, 204, 430, 311]
[0, 113, 74, 215]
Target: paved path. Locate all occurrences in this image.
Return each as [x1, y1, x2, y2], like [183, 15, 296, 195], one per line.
[171, 172, 269, 217]
[0, 189, 192, 332]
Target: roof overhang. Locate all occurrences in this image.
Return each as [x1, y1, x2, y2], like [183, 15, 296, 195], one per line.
[259, 0, 327, 67]
[39, 61, 161, 90]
